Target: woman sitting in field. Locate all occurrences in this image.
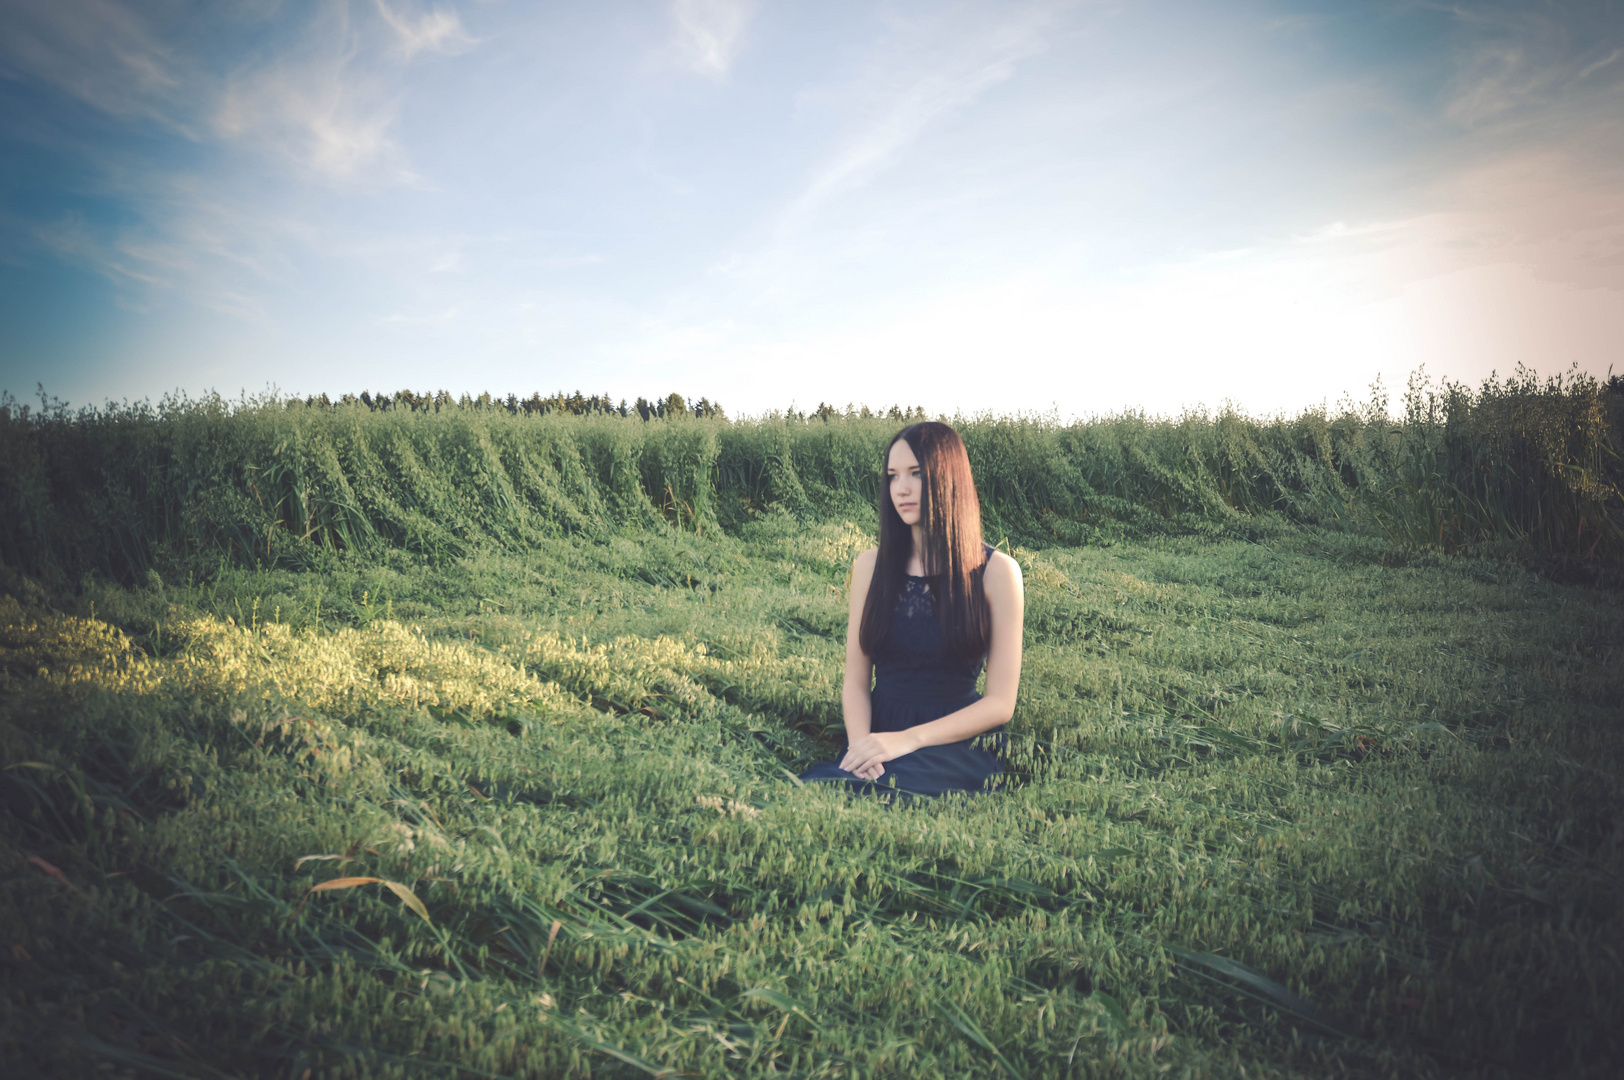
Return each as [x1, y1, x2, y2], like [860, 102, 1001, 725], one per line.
[799, 421, 1024, 797]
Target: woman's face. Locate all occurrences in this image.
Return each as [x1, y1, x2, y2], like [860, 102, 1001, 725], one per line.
[887, 439, 922, 526]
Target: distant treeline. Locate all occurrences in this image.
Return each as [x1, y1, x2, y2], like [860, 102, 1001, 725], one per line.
[2, 369, 1620, 586]
[293, 389, 726, 421]
[281, 388, 925, 424]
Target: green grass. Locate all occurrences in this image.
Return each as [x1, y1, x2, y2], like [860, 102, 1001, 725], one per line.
[4, 516, 1621, 1078]
[4, 366, 1621, 589]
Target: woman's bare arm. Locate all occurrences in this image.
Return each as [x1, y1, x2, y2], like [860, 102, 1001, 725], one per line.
[838, 551, 1023, 775]
[840, 549, 880, 778]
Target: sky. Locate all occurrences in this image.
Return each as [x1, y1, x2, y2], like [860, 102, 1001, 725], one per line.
[1, 0, 1621, 419]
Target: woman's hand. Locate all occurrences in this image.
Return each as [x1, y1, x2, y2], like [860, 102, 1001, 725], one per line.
[839, 730, 921, 781]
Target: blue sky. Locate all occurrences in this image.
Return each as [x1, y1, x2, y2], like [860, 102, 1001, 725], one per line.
[1, 0, 1621, 417]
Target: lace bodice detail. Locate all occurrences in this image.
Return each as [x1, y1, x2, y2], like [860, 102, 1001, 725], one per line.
[868, 565, 989, 724]
[896, 576, 935, 620]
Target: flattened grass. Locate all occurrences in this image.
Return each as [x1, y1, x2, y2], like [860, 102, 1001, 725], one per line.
[2, 521, 1621, 1077]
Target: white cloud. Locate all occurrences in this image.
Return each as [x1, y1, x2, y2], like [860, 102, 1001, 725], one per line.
[211, 2, 430, 182]
[27, 182, 311, 322]
[0, 1, 478, 183]
[373, 0, 476, 59]
[0, 0, 188, 131]
[705, 0, 1064, 305]
[782, 63, 1023, 233]
[214, 62, 407, 182]
[670, 0, 754, 78]
[1440, 4, 1624, 129]
[1444, 43, 1547, 127]
[1575, 48, 1620, 84]
[793, 4, 1057, 220]
[203, 2, 478, 181]
[35, 211, 171, 288]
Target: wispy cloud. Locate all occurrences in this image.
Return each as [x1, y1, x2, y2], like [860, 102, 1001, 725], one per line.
[0, 0, 188, 131]
[0, 0, 478, 182]
[670, 0, 754, 78]
[1441, 3, 1624, 128]
[26, 179, 313, 321]
[214, 57, 409, 183]
[0, 0, 492, 332]
[35, 211, 172, 288]
[373, 0, 476, 59]
[1444, 43, 1555, 127]
[1424, 2, 1624, 297]
[1574, 48, 1619, 84]
[772, 2, 1063, 237]
[213, 2, 456, 183]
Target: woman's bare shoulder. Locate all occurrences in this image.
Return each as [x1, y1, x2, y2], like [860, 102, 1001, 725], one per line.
[983, 549, 1024, 590]
[847, 547, 879, 590]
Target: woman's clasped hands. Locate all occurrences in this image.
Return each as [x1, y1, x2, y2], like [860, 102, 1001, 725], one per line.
[838, 729, 922, 783]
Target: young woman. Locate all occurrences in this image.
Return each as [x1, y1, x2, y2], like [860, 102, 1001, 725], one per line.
[799, 421, 1024, 797]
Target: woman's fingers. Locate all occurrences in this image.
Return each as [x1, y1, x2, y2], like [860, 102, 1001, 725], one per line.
[837, 737, 884, 781]
[846, 751, 878, 775]
[843, 734, 905, 780]
[842, 735, 903, 780]
[841, 749, 880, 779]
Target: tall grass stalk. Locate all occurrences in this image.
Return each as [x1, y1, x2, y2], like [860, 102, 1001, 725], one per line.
[3, 367, 1619, 587]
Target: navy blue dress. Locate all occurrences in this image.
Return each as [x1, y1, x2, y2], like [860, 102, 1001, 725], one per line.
[798, 549, 1005, 798]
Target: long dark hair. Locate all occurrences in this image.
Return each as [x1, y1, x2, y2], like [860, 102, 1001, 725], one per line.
[859, 422, 991, 664]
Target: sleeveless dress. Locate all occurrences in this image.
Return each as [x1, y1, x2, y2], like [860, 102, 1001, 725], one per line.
[798, 545, 1005, 798]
